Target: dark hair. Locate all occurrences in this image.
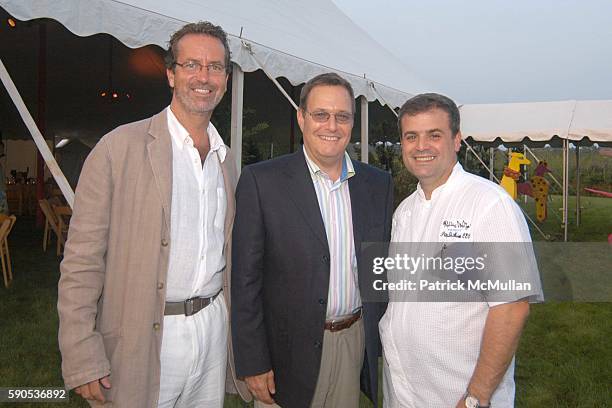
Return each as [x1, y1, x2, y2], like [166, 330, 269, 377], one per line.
[299, 73, 356, 113]
[164, 21, 231, 73]
[397, 93, 460, 136]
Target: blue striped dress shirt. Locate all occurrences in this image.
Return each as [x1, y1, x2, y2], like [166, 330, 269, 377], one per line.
[303, 147, 361, 320]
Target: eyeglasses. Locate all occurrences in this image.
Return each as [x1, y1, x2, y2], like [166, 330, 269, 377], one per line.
[305, 110, 354, 124]
[174, 61, 226, 75]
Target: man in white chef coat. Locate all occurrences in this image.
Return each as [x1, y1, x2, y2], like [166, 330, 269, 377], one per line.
[379, 93, 543, 408]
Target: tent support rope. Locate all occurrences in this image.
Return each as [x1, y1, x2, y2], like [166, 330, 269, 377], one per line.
[242, 41, 298, 112]
[462, 138, 548, 240]
[370, 82, 399, 118]
[0, 57, 74, 208]
[523, 145, 563, 191]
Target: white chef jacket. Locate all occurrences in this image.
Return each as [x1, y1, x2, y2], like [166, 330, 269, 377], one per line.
[380, 162, 543, 408]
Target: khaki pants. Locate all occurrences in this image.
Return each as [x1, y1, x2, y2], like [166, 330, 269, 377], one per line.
[255, 318, 365, 408]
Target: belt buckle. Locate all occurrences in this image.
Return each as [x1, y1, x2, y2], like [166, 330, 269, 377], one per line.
[184, 298, 195, 316]
[328, 318, 344, 331]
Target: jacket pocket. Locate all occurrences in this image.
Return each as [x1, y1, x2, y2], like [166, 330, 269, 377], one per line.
[101, 329, 122, 363]
[100, 330, 122, 404]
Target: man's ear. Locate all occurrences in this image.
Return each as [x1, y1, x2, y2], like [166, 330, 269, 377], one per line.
[297, 108, 305, 132]
[166, 68, 175, 89]
[454, 131, 462, 152]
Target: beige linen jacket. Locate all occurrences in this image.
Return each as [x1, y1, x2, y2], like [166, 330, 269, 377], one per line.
[58, 109, 251, 407]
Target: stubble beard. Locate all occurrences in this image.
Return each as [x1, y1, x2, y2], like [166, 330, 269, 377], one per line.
[175, 90, 222, 116]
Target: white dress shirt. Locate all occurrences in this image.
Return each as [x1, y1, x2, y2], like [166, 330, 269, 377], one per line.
[165, 107, 227, 301]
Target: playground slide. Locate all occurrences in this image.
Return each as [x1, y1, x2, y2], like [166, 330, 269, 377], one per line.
[584, 187, 612, 198]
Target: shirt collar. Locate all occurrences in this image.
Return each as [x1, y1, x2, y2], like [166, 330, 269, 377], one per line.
[303, 146, 355, 182]
[166, 106, 227, 162]
[416, 161, 464, 201]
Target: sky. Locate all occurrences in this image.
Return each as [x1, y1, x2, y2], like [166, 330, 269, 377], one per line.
[332, 0, 612, 104]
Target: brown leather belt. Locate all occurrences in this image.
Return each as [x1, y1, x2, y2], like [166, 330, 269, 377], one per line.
[324, 310, 362, 332]
[164, 290, 221, 316]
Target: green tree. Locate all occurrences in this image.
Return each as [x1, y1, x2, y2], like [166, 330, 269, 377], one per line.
[243, 136, 263, 165]
[210, 98, 269, 165]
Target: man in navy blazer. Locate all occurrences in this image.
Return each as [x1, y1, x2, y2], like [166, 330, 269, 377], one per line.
[231, 73, 393, 408]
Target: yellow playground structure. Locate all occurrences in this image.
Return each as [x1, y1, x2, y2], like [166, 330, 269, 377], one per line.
[500, 152, 531, 199]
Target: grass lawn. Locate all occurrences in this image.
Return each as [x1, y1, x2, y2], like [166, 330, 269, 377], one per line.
[520, 194, 612, 242]
[0, 215, 610, 407]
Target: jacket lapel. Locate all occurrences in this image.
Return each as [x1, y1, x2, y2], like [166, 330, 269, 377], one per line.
[349, 162, 368, 262]
[219, 149, 237, 247]
[146, 110, 173, 232]
[282, 150, 329, 250]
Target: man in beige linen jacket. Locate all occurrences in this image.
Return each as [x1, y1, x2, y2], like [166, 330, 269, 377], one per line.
[58, 21, 250, 407]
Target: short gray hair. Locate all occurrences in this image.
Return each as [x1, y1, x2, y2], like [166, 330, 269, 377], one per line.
[164, 21, 231, 73]
[299, 73, 356, 113]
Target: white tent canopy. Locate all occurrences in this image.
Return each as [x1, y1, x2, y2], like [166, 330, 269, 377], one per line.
[1, 0, 432, 209]
[1, 0, 429, 108]
[460, 100, 612, 143]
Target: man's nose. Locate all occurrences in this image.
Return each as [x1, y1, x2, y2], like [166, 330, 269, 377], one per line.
[415, 135, 428, 151]
[195, 65, 210, 81]
[326, 115, 338, 131]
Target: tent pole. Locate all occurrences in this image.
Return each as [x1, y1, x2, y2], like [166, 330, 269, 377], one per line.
[576, 145, 581, 227]
[463, 140, 548, 239]
[0, 59, 74, 208]
[35, 22, 48, 226]
[561, 139, 567, 231]
[360, 96, 368, 164]
[563, 139, 569, 241]
[462, 139, 500, 183]
[489, 147, 495, 181]
[289, 85, 296, 153]
[230, 63, 244, 175]
[523, 145, 528, 204]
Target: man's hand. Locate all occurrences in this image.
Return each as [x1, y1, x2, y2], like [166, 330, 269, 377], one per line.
[245, 370, 276, 404]
[74, 376, 111, 403]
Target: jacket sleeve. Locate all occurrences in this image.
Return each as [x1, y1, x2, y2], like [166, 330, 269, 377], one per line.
[57, 138, 113, 390]
[231, 166, 272, 378]
[373, 172, 394, 354]
[384, 172, 394, 242]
